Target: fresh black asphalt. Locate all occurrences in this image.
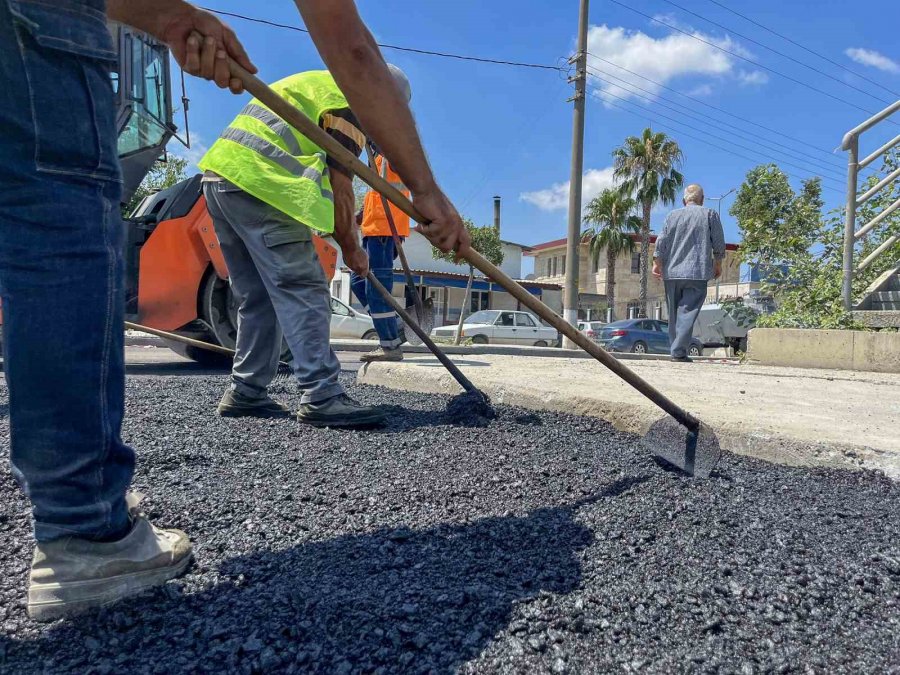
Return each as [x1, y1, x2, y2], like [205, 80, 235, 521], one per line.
[1, 375, 898, 673]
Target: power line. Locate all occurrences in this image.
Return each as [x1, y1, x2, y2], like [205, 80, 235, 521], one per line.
[703, 0, 900, 98]
[605, 0, 891, 119]
[585, 51, 847, 161]
[655, 0, 893, 104]
[599, 96, 845, 195]
[586, 66, 848, 179]
[589, 77, 846, 191]
[202, 7, 565, 72]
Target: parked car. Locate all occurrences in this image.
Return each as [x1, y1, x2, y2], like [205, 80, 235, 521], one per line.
[597, 318, 704, 356]
[577, 320, 606, 342]
[330, 297, 378, 340]
[693, 301, 760, 353]
[431, 309, 558, 346]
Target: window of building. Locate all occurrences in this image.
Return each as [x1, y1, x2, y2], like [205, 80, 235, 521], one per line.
[470, 290, 490, 313]
[630, 252, 641, 274]
[626, 301, 641, 318]
[591, 256, 599, 274]
[561, 255, 566, 276]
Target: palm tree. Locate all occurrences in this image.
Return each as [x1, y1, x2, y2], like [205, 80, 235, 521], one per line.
[612, 128, 684, 316]
[583, 189, 642, 321]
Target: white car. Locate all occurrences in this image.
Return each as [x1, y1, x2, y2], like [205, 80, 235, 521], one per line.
[578, 320, 606, 342]
[330, 297, 378, 340]
[431, 310, 558, 346]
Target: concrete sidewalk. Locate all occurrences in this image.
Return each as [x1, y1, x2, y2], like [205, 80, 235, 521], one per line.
[358, 354, 900, 478]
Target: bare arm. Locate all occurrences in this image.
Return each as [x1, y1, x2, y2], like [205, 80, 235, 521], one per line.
[107, 0, 256, 93]
[330, 170, 369, 277]
[293, 0, 469, 254]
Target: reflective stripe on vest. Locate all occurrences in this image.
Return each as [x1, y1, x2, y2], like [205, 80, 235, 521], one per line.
[198, 70, 351, 234]
[220, 126, 334, 202]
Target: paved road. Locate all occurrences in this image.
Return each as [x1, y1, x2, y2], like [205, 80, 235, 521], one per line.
[122, 345, 363, 375]
[2, 374, 898, 672]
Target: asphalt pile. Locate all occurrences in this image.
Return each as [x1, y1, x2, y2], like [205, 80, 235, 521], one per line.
[1, 375, 898, 673]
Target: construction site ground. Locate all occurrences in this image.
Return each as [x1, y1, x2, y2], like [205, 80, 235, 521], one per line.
[1, 349, 898, 672]
[358, 352, 900, 480]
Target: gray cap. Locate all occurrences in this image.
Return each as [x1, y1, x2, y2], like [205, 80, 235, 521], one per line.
[387, 63, 412, 102]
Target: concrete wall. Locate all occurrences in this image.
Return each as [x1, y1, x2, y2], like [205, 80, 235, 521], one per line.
[747, 327, 900, 373]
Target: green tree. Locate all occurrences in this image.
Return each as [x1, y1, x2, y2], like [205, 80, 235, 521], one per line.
[432, 219, 504, 344]
[731, 153, 899, 329]
[123, 156, 189, 216]
[583, 189, 642, 321]
[613, 128, 684, 315]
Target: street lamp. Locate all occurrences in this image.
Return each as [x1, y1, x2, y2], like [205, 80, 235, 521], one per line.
[708, 188, 736, 302]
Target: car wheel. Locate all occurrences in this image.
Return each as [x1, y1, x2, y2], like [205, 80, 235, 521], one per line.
[471, 335, 488, 345]
[362, 330, 379, 341]
[631, 341, 648, 354]
[534, 340, 548, 347]
[689, 344, 701, 357]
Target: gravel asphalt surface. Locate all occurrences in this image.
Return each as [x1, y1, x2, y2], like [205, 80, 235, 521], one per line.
[1, 374, 898, 673]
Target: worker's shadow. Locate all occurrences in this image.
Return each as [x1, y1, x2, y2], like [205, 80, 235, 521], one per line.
[4, 480, 647, 673]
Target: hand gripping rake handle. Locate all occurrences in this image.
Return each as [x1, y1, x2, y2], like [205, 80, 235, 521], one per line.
[227, 59, 699, 432]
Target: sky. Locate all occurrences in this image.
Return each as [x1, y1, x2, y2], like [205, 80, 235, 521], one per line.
[168, 0, 900, 275]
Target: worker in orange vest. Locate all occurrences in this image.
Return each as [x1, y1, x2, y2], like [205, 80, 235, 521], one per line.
[351, 146, 411, 362]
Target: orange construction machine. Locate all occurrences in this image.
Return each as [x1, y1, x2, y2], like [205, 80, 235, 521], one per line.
[117, 27, 338, 362]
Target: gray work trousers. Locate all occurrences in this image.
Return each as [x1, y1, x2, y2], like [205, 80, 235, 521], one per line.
[203, 180, 343, 404]
[664, 279, 707, 358]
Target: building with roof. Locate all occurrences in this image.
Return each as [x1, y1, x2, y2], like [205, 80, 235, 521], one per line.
[526, 234, 744, 320]
[331, 230, 562, 326]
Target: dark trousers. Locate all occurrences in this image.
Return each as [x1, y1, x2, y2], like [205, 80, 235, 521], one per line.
[664, 279, 707, 357]
[350, 236, 402, 349]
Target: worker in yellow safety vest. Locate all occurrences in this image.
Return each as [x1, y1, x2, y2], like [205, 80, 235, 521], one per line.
[198, 66, 412, 428]
[351, 149, 412, 362]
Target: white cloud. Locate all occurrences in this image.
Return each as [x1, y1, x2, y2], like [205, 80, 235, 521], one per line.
[520, 167, 617, 212]
[738, 70, 769, 86]
[586, 24, 757, 106]
[686, 83, 714, 97]
[167, 133, 208, 173]
[845, 47, 899, 74]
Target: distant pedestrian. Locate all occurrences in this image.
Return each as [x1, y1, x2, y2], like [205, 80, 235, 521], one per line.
[652, 184, 725, 362]
[352, 143, 412, 363]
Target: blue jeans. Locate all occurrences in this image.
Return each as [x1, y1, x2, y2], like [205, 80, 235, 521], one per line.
[664, 279, 707, 357]
[350, 237, 402, 349]
[0, 0, 134, 542]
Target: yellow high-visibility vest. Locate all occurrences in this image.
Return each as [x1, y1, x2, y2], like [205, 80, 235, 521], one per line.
[199, 71, 348, 234]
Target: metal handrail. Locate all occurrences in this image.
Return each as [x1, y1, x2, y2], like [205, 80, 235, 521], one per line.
[842, 99, 900, 311]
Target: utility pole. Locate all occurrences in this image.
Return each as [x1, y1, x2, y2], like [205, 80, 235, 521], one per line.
[563, 0, 589, 349]
[708, 188, 736, 303]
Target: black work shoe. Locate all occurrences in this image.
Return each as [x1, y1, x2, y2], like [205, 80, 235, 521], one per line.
[671, 355, 693, 363]
[297, 393, 386, 428]
[217, 389, 291, 418]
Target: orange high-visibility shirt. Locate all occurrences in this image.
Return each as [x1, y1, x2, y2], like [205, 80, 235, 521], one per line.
[361, 154, 411, 238]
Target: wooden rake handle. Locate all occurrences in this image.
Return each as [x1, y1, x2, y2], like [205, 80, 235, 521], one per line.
[227, 60, 699, 431]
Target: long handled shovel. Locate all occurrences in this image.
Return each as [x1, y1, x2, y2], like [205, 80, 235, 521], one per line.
[226, 60, 722, 477]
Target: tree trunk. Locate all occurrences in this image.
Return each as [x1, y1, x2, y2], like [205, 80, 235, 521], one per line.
[639, 199, 652, 317]
[454, 265, 475, 345]
[606, 246, 616, 322]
